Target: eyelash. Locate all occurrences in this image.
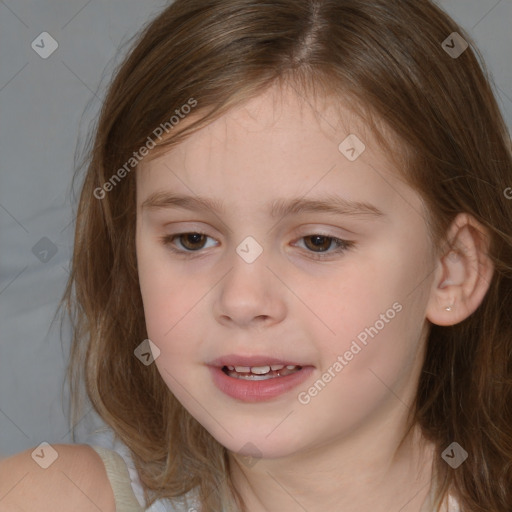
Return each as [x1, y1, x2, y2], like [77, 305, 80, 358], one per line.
[158, 232, 355, 260]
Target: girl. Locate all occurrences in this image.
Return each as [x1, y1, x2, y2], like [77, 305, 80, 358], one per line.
[1, 0, 511, 511]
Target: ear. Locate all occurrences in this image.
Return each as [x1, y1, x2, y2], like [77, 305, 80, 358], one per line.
[426, 213, 494, 327]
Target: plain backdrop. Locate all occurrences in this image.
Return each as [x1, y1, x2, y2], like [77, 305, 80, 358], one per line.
[1, 0, 511, 457]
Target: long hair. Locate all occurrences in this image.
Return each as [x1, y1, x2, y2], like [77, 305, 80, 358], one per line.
[59, 1, 512, 510]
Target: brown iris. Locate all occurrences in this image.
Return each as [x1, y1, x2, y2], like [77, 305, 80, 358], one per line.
[303, 235, 333, 252]
[178, 233, 207, 251]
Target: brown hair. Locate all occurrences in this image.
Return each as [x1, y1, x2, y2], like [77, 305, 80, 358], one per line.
[59, 0, 512, 510]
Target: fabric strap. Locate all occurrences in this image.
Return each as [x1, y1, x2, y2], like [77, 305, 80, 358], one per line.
[90, 444, 145, 511]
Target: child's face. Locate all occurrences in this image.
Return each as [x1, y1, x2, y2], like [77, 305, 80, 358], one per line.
[136, 84, 437, 460]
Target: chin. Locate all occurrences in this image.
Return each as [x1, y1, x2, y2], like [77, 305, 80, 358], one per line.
[203, 424, 305, 461]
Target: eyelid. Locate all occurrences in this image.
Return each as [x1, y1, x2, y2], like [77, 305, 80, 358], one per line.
[294, 224, 353, 237]
[159, 223, 352, 242]
[160, 221, 355, 238]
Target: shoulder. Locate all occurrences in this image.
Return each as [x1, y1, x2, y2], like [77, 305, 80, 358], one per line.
[0, 443, 115, 512]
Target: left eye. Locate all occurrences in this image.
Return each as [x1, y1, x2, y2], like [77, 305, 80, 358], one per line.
[159, 232, 355, 259]
[295, 235, 355, 258]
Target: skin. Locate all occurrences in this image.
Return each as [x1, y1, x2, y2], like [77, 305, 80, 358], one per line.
[135, 83, 494, 512]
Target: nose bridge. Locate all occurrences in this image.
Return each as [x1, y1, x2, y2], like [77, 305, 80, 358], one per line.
[226, 234, 270, 301]
[214, 234, 284, 325]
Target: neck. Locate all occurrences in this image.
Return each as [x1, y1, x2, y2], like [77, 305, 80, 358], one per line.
[229, 424, 436, 512]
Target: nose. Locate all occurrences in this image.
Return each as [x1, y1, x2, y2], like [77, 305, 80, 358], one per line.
[213, 248, 286, 328]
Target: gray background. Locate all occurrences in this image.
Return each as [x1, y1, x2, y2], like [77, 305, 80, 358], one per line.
[1, 0, 511, 457]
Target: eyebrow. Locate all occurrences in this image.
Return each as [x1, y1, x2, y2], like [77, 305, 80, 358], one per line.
[141, 191, 385, 219]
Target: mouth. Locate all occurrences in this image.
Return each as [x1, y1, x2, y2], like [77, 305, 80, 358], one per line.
[208, 357, 313, 402]
[222, 364, 302, 380]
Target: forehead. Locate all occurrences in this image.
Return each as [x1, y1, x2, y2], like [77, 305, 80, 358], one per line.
[183, 84, 378, 155]
[135, 83, 422, 222]
[138, 84, 394, 175]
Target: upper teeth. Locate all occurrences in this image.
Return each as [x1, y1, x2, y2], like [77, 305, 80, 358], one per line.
[227, 364, 298, 374]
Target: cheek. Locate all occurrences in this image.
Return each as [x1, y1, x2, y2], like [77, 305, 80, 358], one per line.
[141, 276, 198, 390]
[310, 238, 428, 401]
[306, 246, 399, 343]
[136, 236, 193, 344]
[301, 307, 422, 432]
[137, 249, 170, 337]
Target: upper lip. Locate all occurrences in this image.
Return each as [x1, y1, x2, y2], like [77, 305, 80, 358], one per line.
[209, 355, 308, 367]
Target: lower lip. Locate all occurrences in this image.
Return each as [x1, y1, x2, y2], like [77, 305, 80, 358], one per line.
[208, 365, 314, 402]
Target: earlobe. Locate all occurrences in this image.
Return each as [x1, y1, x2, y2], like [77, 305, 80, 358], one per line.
[426, 213, 494, 327]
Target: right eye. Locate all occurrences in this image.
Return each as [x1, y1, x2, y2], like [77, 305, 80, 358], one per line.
[159, 232, 218, 254]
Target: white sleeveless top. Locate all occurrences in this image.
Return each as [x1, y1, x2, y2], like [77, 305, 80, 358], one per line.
[85, 427, 461, 511]
[86, 427, 199, 511]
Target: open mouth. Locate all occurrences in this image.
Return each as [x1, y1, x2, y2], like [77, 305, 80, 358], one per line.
[222, 364, 302, 380]
[210, 362, 314, 401]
